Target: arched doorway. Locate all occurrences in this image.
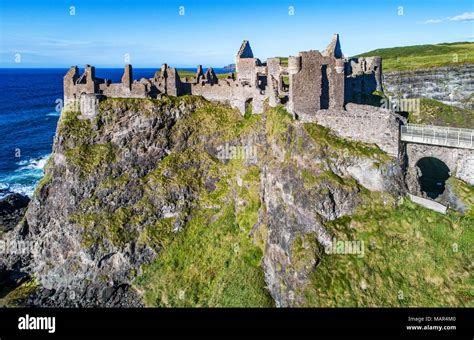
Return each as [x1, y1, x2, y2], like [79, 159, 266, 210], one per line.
[245, 98, 253, 116]
[416, 157, 450, 199]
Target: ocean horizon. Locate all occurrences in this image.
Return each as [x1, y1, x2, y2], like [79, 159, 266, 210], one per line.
[0, 67, 231, 199]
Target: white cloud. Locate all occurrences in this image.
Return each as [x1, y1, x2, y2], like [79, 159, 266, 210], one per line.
[423, 19, 443, 24]
[449, 12, 474, 21]
[423, 11, 474, 24]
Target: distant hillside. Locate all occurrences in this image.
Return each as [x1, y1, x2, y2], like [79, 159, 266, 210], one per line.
[355, 42, 474, 72]
[408, 98, 474, 128]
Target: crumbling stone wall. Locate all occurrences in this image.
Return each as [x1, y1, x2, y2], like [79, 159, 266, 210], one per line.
[314, 103, 404, 156]
[63, 35, 384, 121]
[266, 58, 282, 107]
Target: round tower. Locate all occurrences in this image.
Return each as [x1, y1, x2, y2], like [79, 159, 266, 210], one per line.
[288, 56, 301, 75]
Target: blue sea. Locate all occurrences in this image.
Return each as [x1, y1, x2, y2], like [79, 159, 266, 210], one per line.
[0, 67, 229, 199]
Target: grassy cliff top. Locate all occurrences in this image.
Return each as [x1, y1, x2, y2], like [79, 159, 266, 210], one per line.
[408, 98, 474, 128]
[355, 42, 474, 72]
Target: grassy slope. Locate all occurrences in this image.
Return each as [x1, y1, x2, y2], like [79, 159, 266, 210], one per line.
[264, 104, 473, 307]
[408, 98, 474, 128]
[48, 97, 473, 307]
[268, 104, 474, 307]
[355, 42, 474, 72]
[302, 191, 473, 307]
[281, 42, 474, 72]
[131, 100, 273, 307]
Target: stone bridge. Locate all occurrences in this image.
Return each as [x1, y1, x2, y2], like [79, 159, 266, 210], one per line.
[402, 124, 474, 199]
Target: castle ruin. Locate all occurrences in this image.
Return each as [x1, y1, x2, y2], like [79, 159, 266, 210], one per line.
[62, 34, 474, 202]
[64, 34, 383, 120]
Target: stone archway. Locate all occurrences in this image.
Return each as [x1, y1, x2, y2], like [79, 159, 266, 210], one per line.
[415, 157, 450, 199]
[405, 143, 474, 198]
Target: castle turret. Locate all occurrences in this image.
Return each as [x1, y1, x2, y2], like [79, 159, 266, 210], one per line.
[161, 63, 168, 78]
[288, 56, 302, 75]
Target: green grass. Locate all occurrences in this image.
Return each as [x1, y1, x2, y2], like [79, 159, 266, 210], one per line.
[65, 143, 116, 176]
[356, 42, 474, 72]
[58, 110, 95, 145]
[265, 105, 294, 145]
[408, 98, 474, 128]
[302, 192, 473, 307]
[59, 96, 472, 307]
[66, 96, 272, 306]
[33, 171, 52, 196]
[303, 123, 391, 162]
[278, 57, 288, 67]
[0, 278, 37, 307]
[171, 69, 235, 80]
[71, 207, 139, 248]
[446, 178, 474, 217]
[135, 162, 273, 307]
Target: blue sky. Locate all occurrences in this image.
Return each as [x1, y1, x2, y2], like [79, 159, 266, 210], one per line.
[0, 0, 473, 68]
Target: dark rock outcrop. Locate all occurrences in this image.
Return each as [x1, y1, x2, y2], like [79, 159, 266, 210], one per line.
[0, 193, 30, 232]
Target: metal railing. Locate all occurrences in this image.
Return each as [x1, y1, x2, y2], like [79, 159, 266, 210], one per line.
[401, 124, 474, 150]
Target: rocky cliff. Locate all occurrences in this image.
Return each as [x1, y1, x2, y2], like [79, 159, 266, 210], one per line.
[383, 64, 474, 109]
[1, 96, 471, 307]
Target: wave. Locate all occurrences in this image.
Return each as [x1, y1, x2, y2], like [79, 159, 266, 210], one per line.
[0, 154, 50, 199]
[16, 155, 49, 171]
[46, 111, 60, 117]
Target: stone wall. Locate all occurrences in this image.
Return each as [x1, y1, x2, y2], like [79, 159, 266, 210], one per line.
[405, 143, 474, 185]
[314, 103, 404, 156]
[266, 58, 281, 107]
[63, 36, 384, 120]
[190, 80, 265, 114]
[289, 51, 322, 120]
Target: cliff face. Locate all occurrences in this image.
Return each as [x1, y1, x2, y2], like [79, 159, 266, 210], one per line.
[383, 64, 474, 109]
[1, 97, 406, 307]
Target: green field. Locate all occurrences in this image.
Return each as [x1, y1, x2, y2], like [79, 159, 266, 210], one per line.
[279, 42, 474, 72]
[408, 98, 474, 128]
[175, 69, 235, 80]
[356, 42, 474, 72]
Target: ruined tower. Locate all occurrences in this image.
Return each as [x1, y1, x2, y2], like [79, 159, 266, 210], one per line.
[235, 40, 260, 85]
[121, 64, 133, 90]
[63, 66, 79, 104]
